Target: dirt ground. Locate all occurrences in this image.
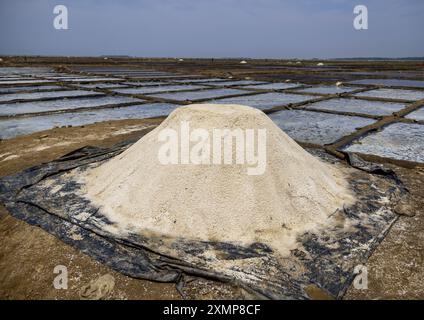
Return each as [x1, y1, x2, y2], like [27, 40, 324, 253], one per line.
[344, 166, 424, 299]
[0, 119, 423, 300]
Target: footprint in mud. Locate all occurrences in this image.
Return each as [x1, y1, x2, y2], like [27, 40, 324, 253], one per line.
[79, 274, 115, 300]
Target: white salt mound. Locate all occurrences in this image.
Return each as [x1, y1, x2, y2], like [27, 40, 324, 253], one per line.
[82, 104, 354, 256]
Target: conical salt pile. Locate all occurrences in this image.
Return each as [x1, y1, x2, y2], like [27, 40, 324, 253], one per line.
[82, 104, 354, 256]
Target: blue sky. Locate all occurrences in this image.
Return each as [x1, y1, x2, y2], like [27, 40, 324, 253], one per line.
[0, 0, 423, 58]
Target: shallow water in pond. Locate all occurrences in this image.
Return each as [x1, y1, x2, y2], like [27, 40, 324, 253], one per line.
[0, 85, 65, 94]
[0, 67, 52, 75]
[0, 90, 100, 102]
[172, 78, 227, 83]
[0, 96, 142, 116]
[0, 77, 34, 81]
[59, 77, 121, 82]
[208, 92, 316, 110]
[0, 79, 54, 85]
[405, 107, 424, 121]
[121, 81, 170, 87]
[76, 83, 129, 89]
[0, 103, 178, 139]
[112, 85, 206, 95]
[128, 75, 200, 79]
[242, 83, 300, 90]
[295, 86, 357, 95]
[269, 110, 375, 145]
[205, 80, 267, 86]
[341, 122, 424, 163]
[149, 88, 248, 101]
[354, 89, 424, 101]
[349, 79, 424, 88]
[305, 98, 406, 116]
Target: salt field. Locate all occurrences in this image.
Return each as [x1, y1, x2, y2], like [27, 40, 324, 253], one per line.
[294, 86, 358, 95]
[0, 90, 100, 102]
[405, 106, 424, 121]
[349, 79, 424, 88]
[342, 123, 424, 163]
[148, 88, 248, 101]
[0, 96, 141, 116]
[111, 84, 207, 95]
[121, 81, 172, 87]
[269, 109, 376, 145]
[169, 78, 227, 83]
[0, 85, 65, 94]
[354, 88, 424, 101]
[0, 79, 54, 85]
[305, 98, 406, 116]
[0, 103, 178, 139]
[206, 80, 267, 86]
[209, 92, 316, 110]
[77, 83, 129, 89]
[242, 82, 301, 90]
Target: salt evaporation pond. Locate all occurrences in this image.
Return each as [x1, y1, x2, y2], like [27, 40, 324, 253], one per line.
[354, 89, 424, 101]
[0, 67, 52, 75]
[112, 85, 206, 95]
[0, 96, 142, 116]
[0, 90, 100, 102]
[0, 79, 54, 85]
[0, 77, 35, 82]
[0, 85, 65, 94]
[209, 92, 316, 110]
[405, 107, 424, 121]
[269, 110, 375, 145]
[44, 76, 93, 79]
[349, 79, 424, 88]
[242, 83, 300, 90]
[77, 83, 129, 89]
[205, 80, 267, 86]
[170, 78, 226, 83]
[128, 75, 200, 79]
[295, 86, 357, 95]
[0, 103, 178, 139]
[121, 81, 170, 87]
[305, 98, 406, 116]
[342, 123, 424, 163]
[149, 88, 248, 101]
[59, 78, 121, 82]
